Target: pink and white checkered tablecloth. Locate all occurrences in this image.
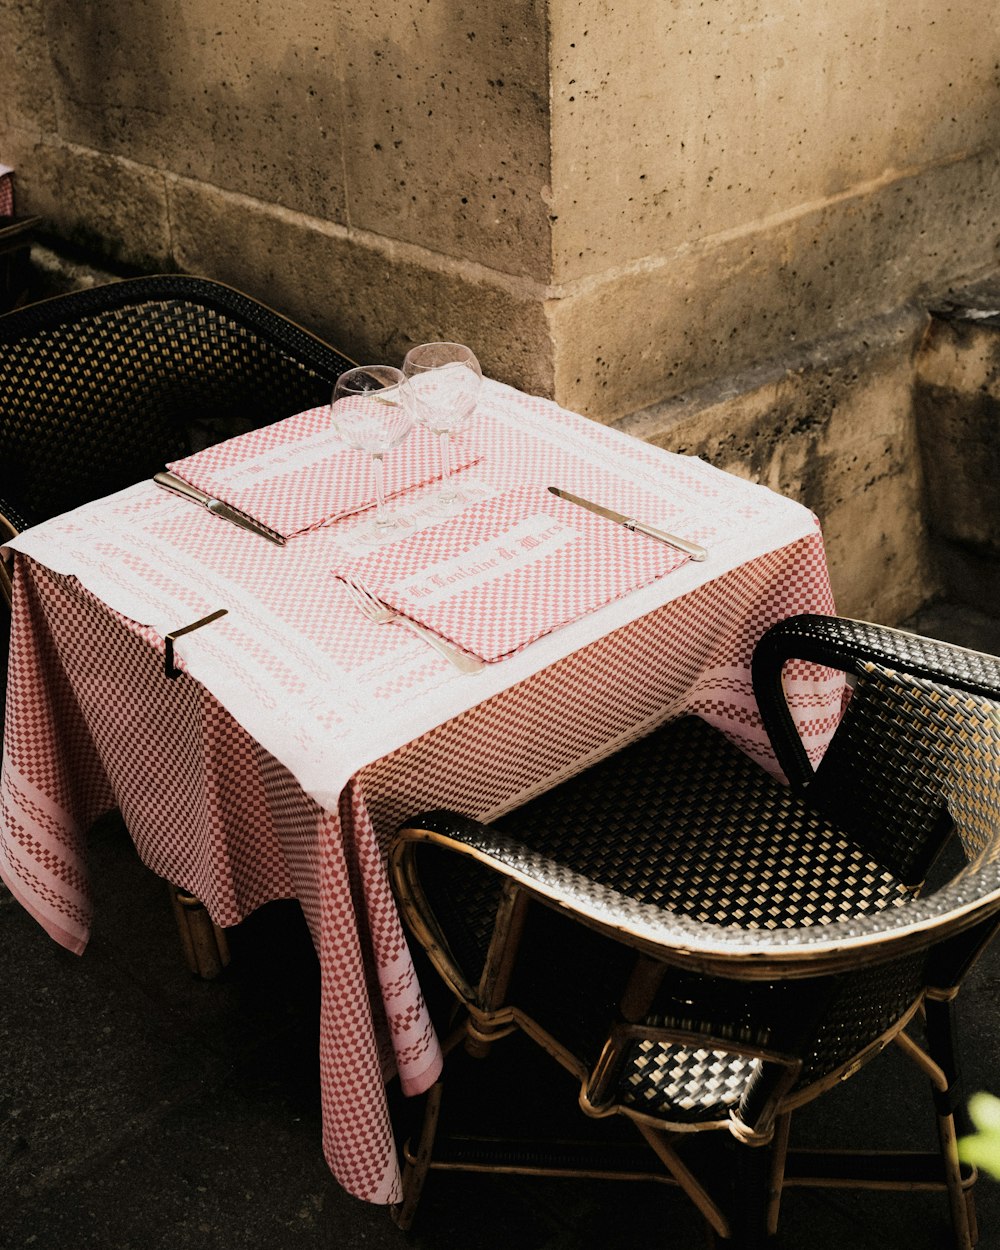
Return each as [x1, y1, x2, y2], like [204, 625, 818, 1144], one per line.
[0, 380, 840, 1204]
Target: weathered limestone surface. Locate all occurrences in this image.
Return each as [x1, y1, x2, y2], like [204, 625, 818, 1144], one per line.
[3, 0, 1000, 621]
[619, 306, 937, 622]
[166, 177, 556, 396]
[915, 281, 1000, 614]
[549, 151, 1000, 420]
[4, 0, 999, 417]
[2, 0, 553, 381]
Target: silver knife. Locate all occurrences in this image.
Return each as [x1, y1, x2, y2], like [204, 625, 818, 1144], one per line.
[154, 471, 287, 546]
[548, 486, 708, 561]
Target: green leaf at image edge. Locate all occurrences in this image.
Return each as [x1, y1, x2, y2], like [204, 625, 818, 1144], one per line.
[958, 1093, 1000, 1179]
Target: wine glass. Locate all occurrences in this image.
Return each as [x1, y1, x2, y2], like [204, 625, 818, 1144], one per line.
[401, 342, 482, 504]
[330, 366, 414, 528]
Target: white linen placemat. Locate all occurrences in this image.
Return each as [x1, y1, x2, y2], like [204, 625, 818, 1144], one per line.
[337, 485, 690, 661]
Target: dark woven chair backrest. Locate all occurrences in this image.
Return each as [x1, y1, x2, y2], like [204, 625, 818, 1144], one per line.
[754, 616, 1000, 887]
[0, 275, 353, 527]
[643, 635, 1000, 1111]
[807, 663, 1000, 886]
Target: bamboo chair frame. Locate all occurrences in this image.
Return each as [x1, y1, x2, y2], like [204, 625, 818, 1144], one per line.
[390, 614, 1000, 1247]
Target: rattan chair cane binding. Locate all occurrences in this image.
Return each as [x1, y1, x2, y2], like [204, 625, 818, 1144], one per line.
[0, 274, 355, 973]
[391, 613, 1000, 1247]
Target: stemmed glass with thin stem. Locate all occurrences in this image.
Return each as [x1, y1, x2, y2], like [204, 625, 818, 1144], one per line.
[330, 366, 414, 529]
[401, 342, 482, 505]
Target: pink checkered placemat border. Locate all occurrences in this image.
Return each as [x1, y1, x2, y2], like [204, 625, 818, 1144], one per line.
[168, 406, 480, 538]
[338, 485, 689, 662]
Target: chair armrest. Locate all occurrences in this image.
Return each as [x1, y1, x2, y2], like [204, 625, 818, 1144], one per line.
[0, 493, 30, 538]
[392, 809, 1000, 980]
[394, 809, 657, 944]
[0, 493, 26, 612]
[752, 613, 1000, 789]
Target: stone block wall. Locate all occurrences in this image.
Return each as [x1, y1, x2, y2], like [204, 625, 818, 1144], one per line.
[915, 282, 1000, 615]
[5, 0, 1000, 418]
[546, 3, 1000, 419]
[624, 304, 936, 621]
[3, 0, 1000, 622]
[2, 0, 558, 393]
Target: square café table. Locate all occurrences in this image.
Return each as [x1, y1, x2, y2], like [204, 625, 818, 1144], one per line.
[0, 379, 842, 1205]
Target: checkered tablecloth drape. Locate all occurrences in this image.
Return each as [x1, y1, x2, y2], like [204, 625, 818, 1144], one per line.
[1, 381, 841, 1202]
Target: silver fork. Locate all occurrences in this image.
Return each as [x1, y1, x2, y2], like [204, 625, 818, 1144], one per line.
[343, 579, 484, 675]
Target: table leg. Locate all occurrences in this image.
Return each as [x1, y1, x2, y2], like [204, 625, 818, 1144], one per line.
[167, 882, 232, 978]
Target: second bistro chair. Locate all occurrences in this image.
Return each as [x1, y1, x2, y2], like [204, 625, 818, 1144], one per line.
[0, 274, 354, 975]
[390, 614, 1000, 1248]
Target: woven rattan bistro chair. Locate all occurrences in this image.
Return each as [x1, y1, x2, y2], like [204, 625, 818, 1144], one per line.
[0, 274, 354, 975]
[390, 614, 1000, 1247]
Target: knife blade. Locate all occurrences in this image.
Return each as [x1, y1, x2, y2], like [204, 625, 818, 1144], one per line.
[548, 486, 707, 561]
[153, 471, 286, 546]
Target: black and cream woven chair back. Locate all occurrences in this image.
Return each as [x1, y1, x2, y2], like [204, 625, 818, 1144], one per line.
[799, 663, 1000, 887]
[755, 616, 1000, 885]
[391, 614, 1000, 1246]
[0, 273, 353, 607]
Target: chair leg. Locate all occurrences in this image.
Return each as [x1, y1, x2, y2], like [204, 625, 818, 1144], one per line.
[730, 1139, 775, 1249]
[392, 1081, 443, 1231]
[167, 882, 231, 979]
[633, 1120, 732, 1241]
[965, 1182, 980, 1248]
[765, 1113, 791, 1236]
[894, 1006, 977, 1250]
[934, 1108, 978, 1250]
[923, 997, 978, 1250]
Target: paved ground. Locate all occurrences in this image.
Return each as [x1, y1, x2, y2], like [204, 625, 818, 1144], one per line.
[2, 600, 1000, 1249]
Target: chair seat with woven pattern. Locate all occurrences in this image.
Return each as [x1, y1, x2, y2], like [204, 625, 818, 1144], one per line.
[497, 714, 908, 932]
[391, 614, 1000, 1247]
